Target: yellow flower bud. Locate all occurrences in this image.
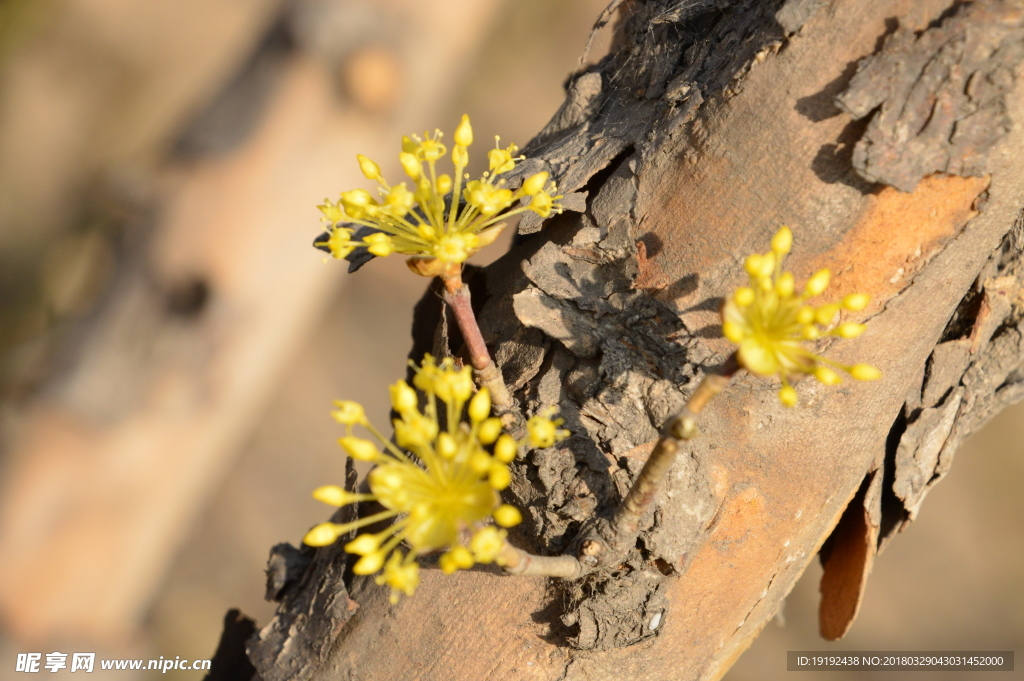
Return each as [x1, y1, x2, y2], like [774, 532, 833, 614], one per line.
[521, 171, 549, 196]
[468, 388, 491, 423]
[527, 412, 566, 449]
[797, 306, 815, 325]
[814, 366, 841, 385]
[389, 380, 417, 413]
[364, 232, 394, 257]
[436, 174, 452, 195]
[836, 322, 867, 338]
[494, 434, 517, 463]
[745, 253, 775, 279]
[470, 450, 492, 475]
[453, 367, 474, 403]
[842, 293, 870, 311]
[303, 522, 341, 547]
[489, 462, 511, 490]
[734, 287, 755, 306]
[494, 504, 522, 527]
[778, 385, 798, 407]
[470, 526, 506, 563]
[722, 320, 745, 343]
[744, 254, 764, 278]
[805, 268, 831, 297]
[341, 188, 373, 208]
[849, 364, 881, 381]
[478, 417, 502, 444]
[399, 151, 421, 178]
[454, 114, 473, 146]
[439, 553, 457, 575]
[815, 303, 840, 326]
[771, 225, 793, 255]
[312, 485, 355, 506]
[345, 534, 381, 555]
[353, 551, 386, 575]
[449, 545, 475, 569]
[436, 432, 457, 459]
[338, 436, 380, 461]
[384, 184, 415, 217]
[357, 154, 381, 180]
[776, 271, 795, 298]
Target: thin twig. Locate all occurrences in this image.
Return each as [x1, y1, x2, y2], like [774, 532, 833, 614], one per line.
[441, 273, 515, 413]
[609, 354, 738, 540]
[498, 540, 583, 579]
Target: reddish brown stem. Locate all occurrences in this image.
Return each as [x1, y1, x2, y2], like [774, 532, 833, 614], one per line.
[441, 273, 514, 413]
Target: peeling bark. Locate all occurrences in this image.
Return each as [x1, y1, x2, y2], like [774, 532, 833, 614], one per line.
[214, 1, 1024, 679]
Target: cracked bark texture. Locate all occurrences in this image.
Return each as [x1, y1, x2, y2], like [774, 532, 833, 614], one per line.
[222, 1, 1024, 679]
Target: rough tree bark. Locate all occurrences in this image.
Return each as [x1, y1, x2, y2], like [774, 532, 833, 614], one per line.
[212, 1, 1024, 679]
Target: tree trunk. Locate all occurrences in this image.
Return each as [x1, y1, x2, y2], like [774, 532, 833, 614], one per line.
[219, 1, 1024, 679]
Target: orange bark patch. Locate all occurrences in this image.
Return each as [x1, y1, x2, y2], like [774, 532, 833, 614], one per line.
[662, 485, 774, 642]
[812, 174, 990, 308]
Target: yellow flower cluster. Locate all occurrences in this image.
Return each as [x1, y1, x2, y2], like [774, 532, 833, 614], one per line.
[721, 226, 881, 407]
[303, 355, 568, 603]
[315, 115, 562, 274]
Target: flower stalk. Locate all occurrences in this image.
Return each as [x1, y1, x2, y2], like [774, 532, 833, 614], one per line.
[440, 271, 514, 415]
